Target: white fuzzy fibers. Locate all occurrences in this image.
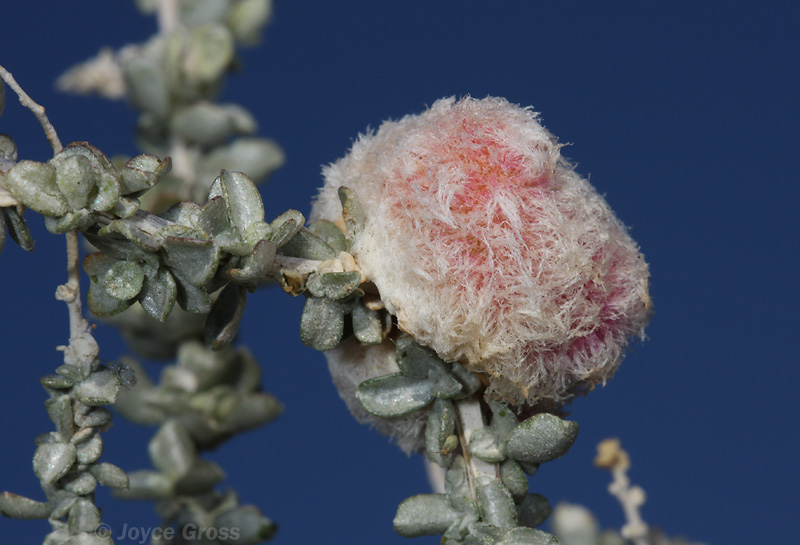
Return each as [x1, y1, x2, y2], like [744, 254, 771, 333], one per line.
[313, 96, 651, 421]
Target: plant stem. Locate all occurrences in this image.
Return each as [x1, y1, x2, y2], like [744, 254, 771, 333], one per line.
[154, 1, 200, 200]
[0, 64, 98, 366]
[596, 439, 651, 545]
[609, 466, 650, 545]
[169, 135, 199, 201]
[425, 459, 446, 494]
[59, 231, 84, 333]
[55, 230, 99, 368]
[157, 0, 180, 34]
[0, 65, 63, 154]
[455, 396, 498, 500]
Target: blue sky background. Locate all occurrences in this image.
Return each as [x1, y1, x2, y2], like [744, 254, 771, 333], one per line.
[1, 2, 799, 544]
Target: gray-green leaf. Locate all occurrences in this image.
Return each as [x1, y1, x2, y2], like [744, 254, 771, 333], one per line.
[308, 219, 347, 252]
[517, 494, 552, 529]
[122, 51, 170, 117]
[183, 23, 235, 84]
[220, 392, 282, 433]
[338, 186, 365, 239]
[67, 498, 101, 534]
[270, 209, 304, 248]
[163, 235, 219, 286]
[205, 282, 246, 350]
[470, 427, 505, 463]
[426, 398, 456, 467]
[171, 103, 255, 147]
[225, 238, 276, 284]
[54, 154, 95, 210]
[44, 209, 96, 234]
[356, 373, 436, 417]
[33, 443, 76, 484]
[396, 337, 450, 379]
[445, 456, 478, 516]
[99, 219, 161, 252]
[114, 470, 171, 500]
[450, 362, 484, 399]
[306, 271, 361, 300]
[45, 395, 73, 438]
[227, 0, 273, 45]
[0, 492, 51, 519]
[352, 302, 383, 344]
[73, 370, 121, 406]
[63, 471, 97, 496]
[119, 154, 171, 195]
[200, 137, 284, 186]
[5, 160, 66, 216]
[394, 494, 462, 537]
[88, 278, 133, 317]
[196, 196, 229, 237]
[103, 261, 145, 300]
[2, 206, 34, 251]
[210, 170, 264, 231]
[52, 142, 120, 213]
[216, 505, 277, 543]
[487, 400, 519, 444]
[299, 297, 345, 350]
[173, 273, 212, 313]
[138, 267, 178, 321]
[500, 527, 560, 545]
[503, 414, 578, 464]
[75, 432, 103, 464]
[500, 460, 528, 503]
[278, 227, 337, 260]
[149, 420, 196, 479]
[90, 463, 129, 491]
[475, 477, 517, 531]
[174, 459, 225, 495]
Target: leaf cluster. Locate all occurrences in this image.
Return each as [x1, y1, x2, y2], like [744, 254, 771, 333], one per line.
[0, 357, 129, 545]
[297, 188, 384, 350]
[315, 330, 579, 544]
[118, 0, 282, 204]
[2, 141, 316, 350]
[396, 393, 578, 544]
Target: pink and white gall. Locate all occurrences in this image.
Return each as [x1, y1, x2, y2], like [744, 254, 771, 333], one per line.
[312, 96, 651, 407]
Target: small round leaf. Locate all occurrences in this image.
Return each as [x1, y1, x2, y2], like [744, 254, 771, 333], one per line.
[503, 414, 579, 464]
[33, 443, 76, 484]
[394, 494, 461, 537]
[5, 161, 67, 216]
[103, 261, 145, 300]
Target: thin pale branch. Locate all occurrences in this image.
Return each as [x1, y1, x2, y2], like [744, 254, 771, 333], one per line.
[595, 438, 651, 545]
[155, 3, 201, 200]
[157, 0, 180, 34]
[456, 396, 500, 501]
[0, 65, 95, 363]
[0, 65, 63, 154]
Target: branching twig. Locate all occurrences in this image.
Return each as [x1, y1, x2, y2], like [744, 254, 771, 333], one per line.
[0, 64, 95, 363]
[54, 230, 97, 363]
[595, 438, 651, 545]
[0, 65, 63, 154]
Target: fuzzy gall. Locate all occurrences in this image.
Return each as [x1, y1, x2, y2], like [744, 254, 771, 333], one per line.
[312, 96, 651, 425]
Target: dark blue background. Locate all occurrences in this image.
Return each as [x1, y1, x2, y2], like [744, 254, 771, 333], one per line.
[2, 2, 798, 544]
